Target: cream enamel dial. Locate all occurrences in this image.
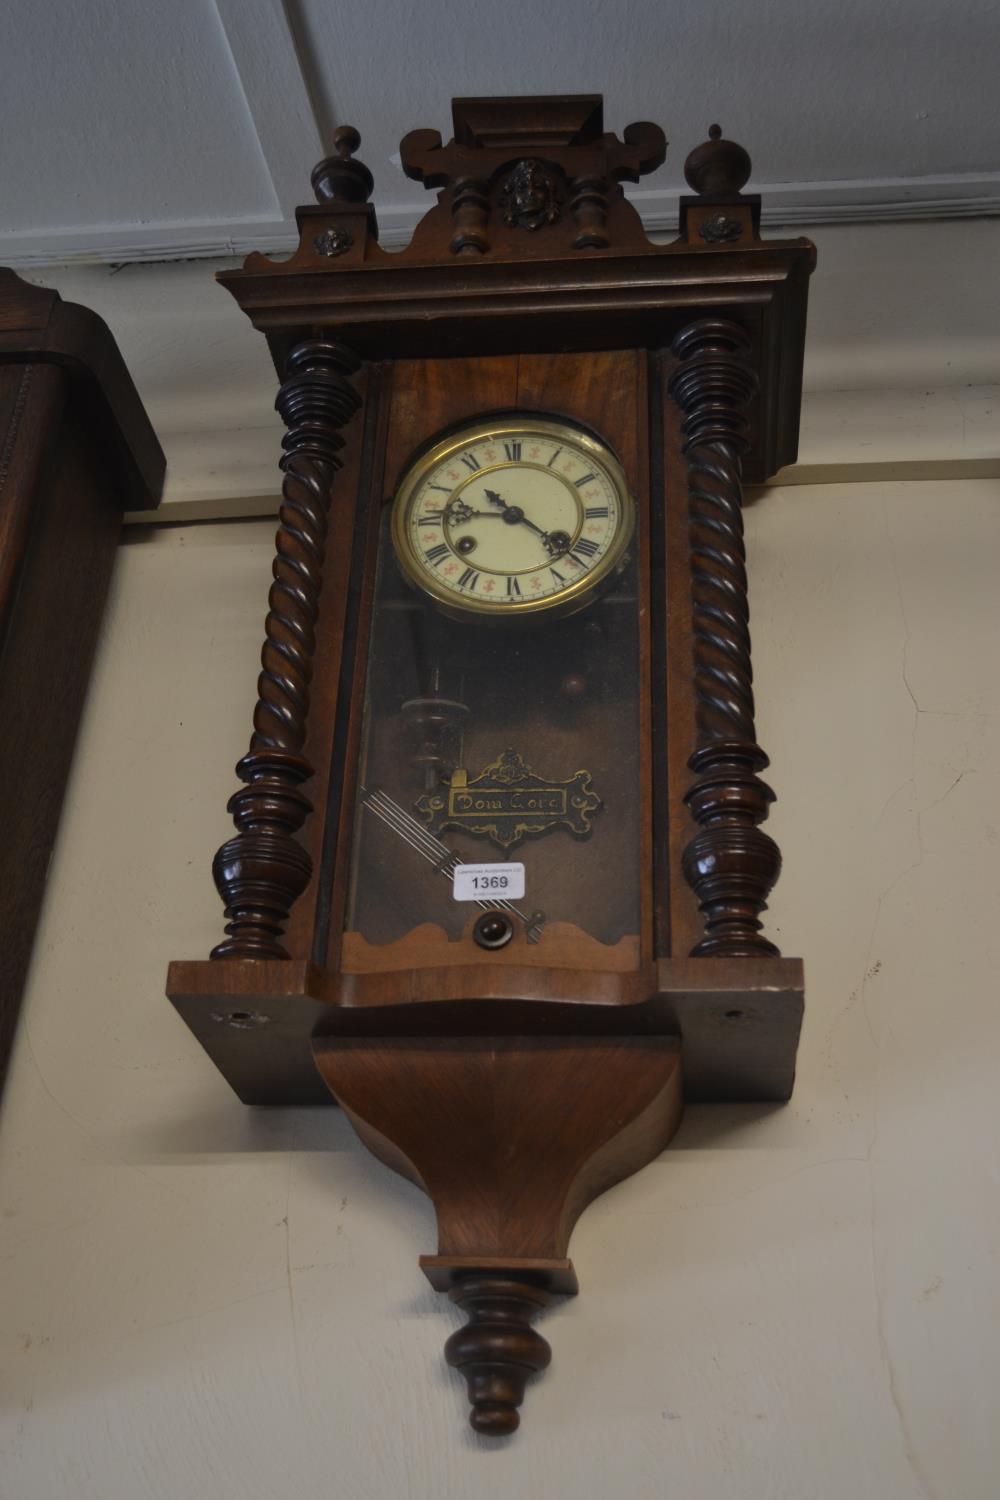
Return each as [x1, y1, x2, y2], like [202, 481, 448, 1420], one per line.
[391, 416, 634, 618]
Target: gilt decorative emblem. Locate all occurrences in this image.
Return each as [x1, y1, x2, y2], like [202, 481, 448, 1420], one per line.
[416, 748, 601, 851]
[498, 160, 563, 231]
[313, 227, 354, 257]
[699, 213, 743, 244]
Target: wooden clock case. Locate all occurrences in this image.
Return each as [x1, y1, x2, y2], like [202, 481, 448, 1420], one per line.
[0, 269, 164, 1096]
[167, 97, 815, 1434]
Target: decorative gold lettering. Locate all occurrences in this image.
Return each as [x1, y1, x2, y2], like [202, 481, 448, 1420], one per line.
[418, 752, 601, 851]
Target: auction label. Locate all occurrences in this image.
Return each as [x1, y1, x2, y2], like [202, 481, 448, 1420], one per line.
[453, 862, 525, 902]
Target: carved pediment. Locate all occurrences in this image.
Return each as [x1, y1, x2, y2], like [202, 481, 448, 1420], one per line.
[398, 94, 666, 254]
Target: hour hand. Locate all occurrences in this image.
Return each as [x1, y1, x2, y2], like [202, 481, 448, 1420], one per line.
[483, 488, 549, 542]
[484, 488, 530, 524]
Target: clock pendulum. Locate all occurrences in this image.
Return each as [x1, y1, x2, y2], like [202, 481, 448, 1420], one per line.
[359, 787, 546, 945]
[167, 95, 815, 1436]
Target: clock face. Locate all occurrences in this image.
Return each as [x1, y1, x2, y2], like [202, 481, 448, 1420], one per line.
[391, 416, 633, 618]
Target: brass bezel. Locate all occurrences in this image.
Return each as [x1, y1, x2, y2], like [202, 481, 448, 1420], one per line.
[390, 415, 635, 620]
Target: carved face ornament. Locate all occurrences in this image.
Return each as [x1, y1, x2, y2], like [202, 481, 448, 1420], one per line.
[498, 158, 563, 231]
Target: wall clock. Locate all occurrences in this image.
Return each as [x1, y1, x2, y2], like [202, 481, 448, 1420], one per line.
[167, 95, 815, 1436]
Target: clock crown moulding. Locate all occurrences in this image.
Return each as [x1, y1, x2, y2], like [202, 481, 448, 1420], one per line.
[171, 92, 816, 1441]
[237, 94, 801, 266]
[222, 98, 813, 485]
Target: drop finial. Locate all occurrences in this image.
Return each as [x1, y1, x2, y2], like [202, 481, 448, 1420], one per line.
[444, 1275, 553, 1436]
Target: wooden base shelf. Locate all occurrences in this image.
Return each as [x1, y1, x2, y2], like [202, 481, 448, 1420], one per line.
[167, 953, 803, 1105]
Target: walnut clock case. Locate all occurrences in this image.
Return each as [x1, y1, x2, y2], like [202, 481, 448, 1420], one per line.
[0, 270, 164, 1098]
[167, 96, 815, 1437]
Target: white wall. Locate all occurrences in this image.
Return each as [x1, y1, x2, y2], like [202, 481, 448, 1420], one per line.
[1, 474, 997, 1497]
[18, 217, 1000, 521]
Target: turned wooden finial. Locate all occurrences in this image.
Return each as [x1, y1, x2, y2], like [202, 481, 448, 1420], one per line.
[444, 1275, 553, 1436]
[684, 123, 752, 197]
[311, 126, 375, 205]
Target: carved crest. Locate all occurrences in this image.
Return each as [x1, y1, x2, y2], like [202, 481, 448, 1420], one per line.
[497, 159, 564, 231]
[415, 748, 602, 851]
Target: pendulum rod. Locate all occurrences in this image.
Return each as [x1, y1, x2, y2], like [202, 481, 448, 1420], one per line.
[361, 788, 546, 942]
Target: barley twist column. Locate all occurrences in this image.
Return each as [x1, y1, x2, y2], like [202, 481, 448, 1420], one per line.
[211, 339, 362, 959]
[669, 318, 781, 957]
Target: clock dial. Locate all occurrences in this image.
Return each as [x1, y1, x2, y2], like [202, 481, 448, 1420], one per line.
[391, 417, 633, 618]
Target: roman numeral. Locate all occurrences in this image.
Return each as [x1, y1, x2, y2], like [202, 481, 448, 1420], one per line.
[506, 576, 521, 597]
[503, 440, 522, 462]
[460, 453, 480, 472]
[574, 472, 597, 488]
[572, 537, 600, 559]
[428, 484, 452, 493]
[585, 505, 609, 519]
[425, 544, 449, 564]
[417, 513, 442, 526]
[458, 567, 479, 590]
[549, 567, 566, 584]
[547, 447, 563, 467]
